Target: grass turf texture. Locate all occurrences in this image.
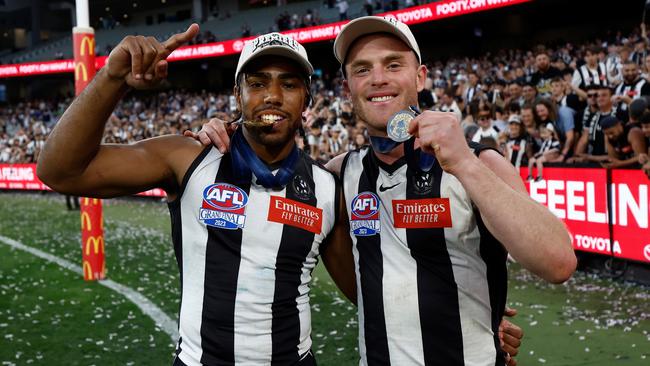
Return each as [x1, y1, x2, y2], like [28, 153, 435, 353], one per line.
[0, 192, 648, 365]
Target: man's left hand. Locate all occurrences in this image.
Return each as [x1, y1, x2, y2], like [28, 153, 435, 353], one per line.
[408, 111, 475, 175]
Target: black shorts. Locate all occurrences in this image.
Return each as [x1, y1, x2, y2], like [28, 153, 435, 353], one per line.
[172, 350, 316, 366]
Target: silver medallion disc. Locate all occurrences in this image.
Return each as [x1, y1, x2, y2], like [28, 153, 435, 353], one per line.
[387, 109, 415, 142]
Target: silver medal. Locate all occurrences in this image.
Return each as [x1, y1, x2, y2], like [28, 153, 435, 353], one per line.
[387, 109, 416, 142]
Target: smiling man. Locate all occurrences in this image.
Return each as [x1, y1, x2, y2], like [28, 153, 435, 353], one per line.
[37, 27, 357, 365]
[328, 16, 576, 366]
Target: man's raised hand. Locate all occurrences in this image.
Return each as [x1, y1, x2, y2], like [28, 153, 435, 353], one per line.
[106, 23, 199, 89]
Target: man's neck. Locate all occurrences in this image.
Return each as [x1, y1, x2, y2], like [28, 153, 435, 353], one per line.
[600, 106, 613, 114]
[372, 143, 405, 165]
[242, 128, 295, 166]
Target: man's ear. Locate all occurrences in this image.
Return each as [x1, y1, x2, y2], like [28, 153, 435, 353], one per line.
[234, 85, 242, 112]
[416, 64, 428, 92]
[343, 79, 350, 95]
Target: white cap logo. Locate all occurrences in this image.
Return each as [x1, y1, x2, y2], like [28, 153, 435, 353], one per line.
[252, 33, 299, 53]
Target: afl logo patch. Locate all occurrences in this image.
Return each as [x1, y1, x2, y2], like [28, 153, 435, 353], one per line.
[199, 183, 249, 229]
[349, 192, 381, 236]
[292, 175, 312, 201]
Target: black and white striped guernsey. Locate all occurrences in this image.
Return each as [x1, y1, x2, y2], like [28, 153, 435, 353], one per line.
[341, 144, 508, 366]
[572, 63, 609, 90]
[169, 146, 339, 365]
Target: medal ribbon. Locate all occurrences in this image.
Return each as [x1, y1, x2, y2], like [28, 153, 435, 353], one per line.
[230, 127, 300, 189]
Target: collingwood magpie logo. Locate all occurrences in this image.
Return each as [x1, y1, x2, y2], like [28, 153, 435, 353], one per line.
[414, 171, 434, 195]
[252, 33, 299, 52]
[292, 175, 312, 200]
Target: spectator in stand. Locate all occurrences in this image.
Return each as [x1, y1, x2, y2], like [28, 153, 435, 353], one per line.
[336, 0, 349, 21]
[418, 77, 435, 110]
[630, 37, 647, 66]
[505, 115, 531, 170]
[599, 116, 647, 168]
[571, 85, 601, 161]
[508, 81, 525, 106]
[572, 46, 609, 99]
[614, 61, 650, 122]
[327, 124, 345, 157]
[535, 98, 573, 161]
[638, 111, 650, 178]
[241, 23, 251, 37]
[573, 86, 617, 163]
[463, 71, 481, 105]
[364, 0, 374, 16]
[522, 83, 538, 106]
[642, 54, 650, 81]
[527, 123, 561, 181]
[438, 87, 463, 123]
[551, 77, 581, 113]
[531, 51, 561, 98]
[472, 105, 499, 143]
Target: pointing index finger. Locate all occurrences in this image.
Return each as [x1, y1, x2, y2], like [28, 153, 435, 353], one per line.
[163, 23, 200, 54]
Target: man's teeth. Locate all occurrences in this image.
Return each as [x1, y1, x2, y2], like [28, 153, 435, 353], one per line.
[370, 95, 395, 102]
[259, 114, 283, 122]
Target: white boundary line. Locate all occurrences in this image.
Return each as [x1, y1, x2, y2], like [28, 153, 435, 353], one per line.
[0, 234, 179, 342]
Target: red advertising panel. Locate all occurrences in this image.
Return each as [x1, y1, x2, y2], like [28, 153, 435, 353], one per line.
[0, 0, 531, 78]
[0, 164, 165, 197]
[610, 169, 650, 263]
[519, 167, 650, 264]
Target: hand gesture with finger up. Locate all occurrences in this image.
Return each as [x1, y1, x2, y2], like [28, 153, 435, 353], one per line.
[106, 23, 200, 89]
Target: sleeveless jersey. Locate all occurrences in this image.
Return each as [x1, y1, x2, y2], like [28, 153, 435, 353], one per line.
[341, 144, 507, 366]
[169, 146, 339, 365]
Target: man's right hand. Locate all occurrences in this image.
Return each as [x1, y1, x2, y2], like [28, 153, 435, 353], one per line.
[106, 23, 199, 89]
[183, 117, 237, 153]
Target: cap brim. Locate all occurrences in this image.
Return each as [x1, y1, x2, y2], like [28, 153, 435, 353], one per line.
[237, 45, 314, 80]
[334, 17, 417, 64]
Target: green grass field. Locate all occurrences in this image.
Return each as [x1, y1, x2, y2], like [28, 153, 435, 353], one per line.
[0, 193, 648, 365]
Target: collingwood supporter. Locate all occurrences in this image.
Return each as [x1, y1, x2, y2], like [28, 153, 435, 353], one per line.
[326, 124, 345, 157]
[463, 71, 481, 104]
[527, 123, 561, 181]
[573, 86, 617, 163]
[614, 61, 650, 122]
[505, 115, 531, 169]
[571, 86, 601, 161]
[572, 46, 609, 98]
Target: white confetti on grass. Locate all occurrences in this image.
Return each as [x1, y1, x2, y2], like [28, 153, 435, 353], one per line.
[0, 235, 178, 342]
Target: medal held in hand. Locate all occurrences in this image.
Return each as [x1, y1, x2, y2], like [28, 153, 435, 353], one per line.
[386, 108, 416, 142]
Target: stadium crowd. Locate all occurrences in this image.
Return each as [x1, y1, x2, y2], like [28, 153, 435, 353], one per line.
[2, 25, 650, 178]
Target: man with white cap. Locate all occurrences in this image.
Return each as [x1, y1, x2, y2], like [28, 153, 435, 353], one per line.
[329, 15, 575, 366]
[37, 25, 357, 365]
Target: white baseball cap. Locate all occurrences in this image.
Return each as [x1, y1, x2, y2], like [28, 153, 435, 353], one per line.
[333, 16, 421, 67]
[235, 32, 314, 82]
